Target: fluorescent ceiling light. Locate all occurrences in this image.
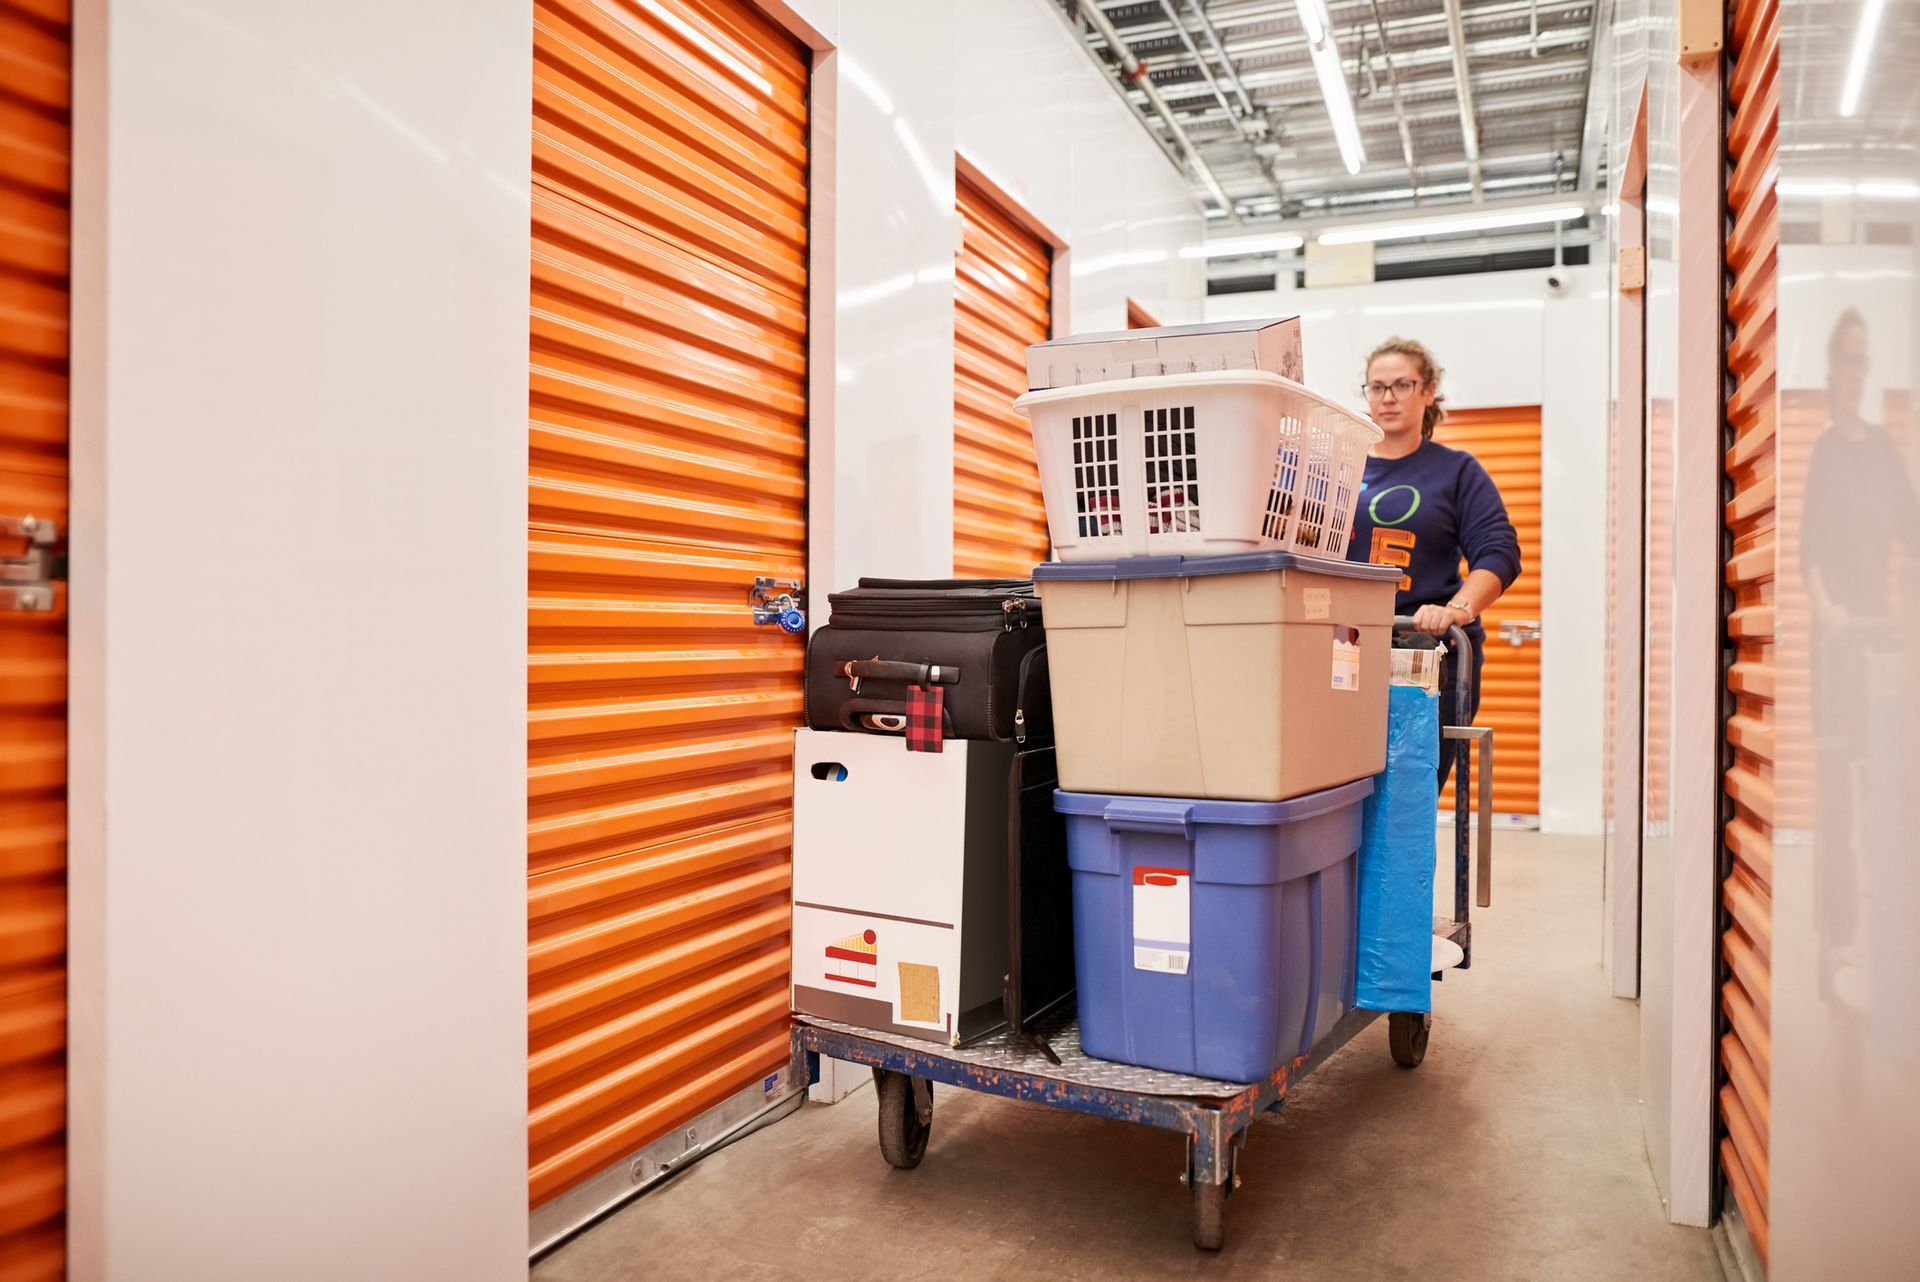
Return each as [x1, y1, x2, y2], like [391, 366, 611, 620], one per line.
[1178, 232, 1307, 259]
[1316, 202, 1588, 245]
[1780, 177, 1920, 201]
[1297, 0, 1326, 43]
[1295, 0, 1365, 175]
[1840, 0, 1886, 117]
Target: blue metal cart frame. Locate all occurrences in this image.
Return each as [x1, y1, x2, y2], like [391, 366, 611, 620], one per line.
[789, 622, 1491, 1251]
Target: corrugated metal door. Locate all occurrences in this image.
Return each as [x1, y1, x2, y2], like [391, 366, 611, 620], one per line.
[1720, 0, 1778, 1261]
[1435, 406, 1543, 818]
[954, 176, 1051, 579]
[528, 0, 808, 1213]
[0, 1, 68, 1276]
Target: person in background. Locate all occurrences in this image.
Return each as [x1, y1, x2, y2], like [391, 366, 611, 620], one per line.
[1346, 337, 1523, 788]
[1798, 306, 1919, 1005]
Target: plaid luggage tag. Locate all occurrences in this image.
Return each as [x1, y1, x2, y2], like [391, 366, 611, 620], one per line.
[905, 684, 945, 753]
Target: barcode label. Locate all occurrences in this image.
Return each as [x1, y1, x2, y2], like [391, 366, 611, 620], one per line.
[1134, 946, 1191, 975]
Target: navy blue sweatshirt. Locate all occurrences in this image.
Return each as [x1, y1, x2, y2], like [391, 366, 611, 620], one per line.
[1344, 440, 1523, 644]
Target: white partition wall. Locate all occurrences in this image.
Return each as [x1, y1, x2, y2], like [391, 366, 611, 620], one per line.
[66, 1, 533, 1277]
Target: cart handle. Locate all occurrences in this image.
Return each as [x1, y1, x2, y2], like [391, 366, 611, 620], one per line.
[1391, 617, 1474, 728]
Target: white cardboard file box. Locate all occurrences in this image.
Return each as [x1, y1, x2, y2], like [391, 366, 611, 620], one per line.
[791, 730, 1012, 1047]
[1024, 318, 1304, 390]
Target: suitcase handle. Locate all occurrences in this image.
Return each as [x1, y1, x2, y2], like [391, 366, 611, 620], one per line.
[840, 659, 962, 686]
[837, 697, 957, 736]
[1103, 798, 1196, 839]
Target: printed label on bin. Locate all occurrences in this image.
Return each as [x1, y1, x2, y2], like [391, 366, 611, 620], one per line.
[1332, 626, 1361, 691]
[1133, 866, 1192, 975]
[1303, 587, 1331, 620]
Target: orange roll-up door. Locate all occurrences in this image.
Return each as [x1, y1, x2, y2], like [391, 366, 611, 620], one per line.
[1435, 406, 1543, 818]
[1720, 0, 1778, 1262]
[0, 1, 68, 1276]
[954, 176, 1052, 579]
[528, 0, 808, 1216]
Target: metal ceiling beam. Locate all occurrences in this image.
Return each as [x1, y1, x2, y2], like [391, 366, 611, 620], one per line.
[1135, 0, 1596, 65]
[1150, 0, 1284, 207]
[1367, 0, 1421, 197]
[1441, 0, 1486, 199]
[1199, 189, 1597, 240]
[1573, 0, 1613, 192]
[1155, 0, 1251, 131]
[1185, 0, 1261, 117]
[1079, 0, 1244, 220]
[1147, 28, 1594, 106]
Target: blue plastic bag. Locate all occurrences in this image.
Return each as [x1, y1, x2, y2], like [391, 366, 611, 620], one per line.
[1355, 685, 1440, 1014]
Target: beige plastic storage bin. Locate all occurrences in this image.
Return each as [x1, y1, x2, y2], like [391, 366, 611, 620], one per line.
[1032, 552, 1402, 802]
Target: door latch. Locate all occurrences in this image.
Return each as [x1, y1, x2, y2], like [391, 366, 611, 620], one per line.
[1498, 619, 1542, 647]
[1, 516, 62, 613]
[750, 577, 806, 634]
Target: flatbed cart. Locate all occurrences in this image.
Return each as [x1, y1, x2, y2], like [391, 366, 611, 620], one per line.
[787, 623, 1492, 1251]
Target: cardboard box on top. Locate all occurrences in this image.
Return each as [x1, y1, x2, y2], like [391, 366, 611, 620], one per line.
[1024, 318, 1304, 390]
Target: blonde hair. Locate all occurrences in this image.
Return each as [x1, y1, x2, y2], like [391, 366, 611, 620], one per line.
[1366, 337, 1446, 439]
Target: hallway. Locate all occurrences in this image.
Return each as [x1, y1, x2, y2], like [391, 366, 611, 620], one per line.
[536, 834, 1722, 1281]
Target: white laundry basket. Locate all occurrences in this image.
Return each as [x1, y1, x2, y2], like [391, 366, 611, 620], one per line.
[1014, 369, 1383, 562]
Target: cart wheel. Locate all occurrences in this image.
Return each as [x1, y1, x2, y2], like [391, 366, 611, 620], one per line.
[1192, 1178, 1226, 1250]
[1388, 1011, 1431, 1068]
[876, 1071, 932, 1169]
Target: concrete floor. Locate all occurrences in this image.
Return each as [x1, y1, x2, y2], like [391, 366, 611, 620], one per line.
[536, 832, 1722, 1282]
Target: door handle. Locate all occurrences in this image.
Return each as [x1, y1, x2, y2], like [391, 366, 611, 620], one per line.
[750, 577, 806, 634]
[0, 515, 61, 612]
[1497, 619, 1542, 646]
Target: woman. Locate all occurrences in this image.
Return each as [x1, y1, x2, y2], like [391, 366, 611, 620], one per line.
[1345, 338, 1522, 788]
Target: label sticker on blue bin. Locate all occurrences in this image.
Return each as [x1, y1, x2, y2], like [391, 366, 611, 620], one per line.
[1132, 866, 1191, 975]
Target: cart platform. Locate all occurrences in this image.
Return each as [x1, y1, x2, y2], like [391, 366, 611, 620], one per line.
[792, 1003, 1432, 1249]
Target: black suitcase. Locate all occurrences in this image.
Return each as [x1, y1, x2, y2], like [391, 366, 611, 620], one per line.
[805, 578, 1052, 743]
[1003, 746, 1074, 1057]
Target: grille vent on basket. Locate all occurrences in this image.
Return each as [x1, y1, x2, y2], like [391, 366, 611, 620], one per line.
[1143, 406, 1201, 535]
[1071, 413, 1123, 539]
[1263, 415, 1305, 542]
[1292, 440, 1334, 550]
[1322, 428, 1366, 554]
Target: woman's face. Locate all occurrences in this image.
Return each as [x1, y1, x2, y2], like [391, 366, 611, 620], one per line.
[1365, 353, 1436, 438]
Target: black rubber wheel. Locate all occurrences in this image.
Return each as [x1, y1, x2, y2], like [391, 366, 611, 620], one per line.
[1388, 1011, 1431, 1068]
[876, 1071, 931, 1169]
[1192, 1177, 1226, 1250]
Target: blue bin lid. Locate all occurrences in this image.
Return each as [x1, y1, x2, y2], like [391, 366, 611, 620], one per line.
[1033, 552, 1403, 583]
[1053, 776, 1374, 825]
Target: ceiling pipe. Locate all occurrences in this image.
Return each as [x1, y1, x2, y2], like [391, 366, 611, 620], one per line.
[1366, 0, 1422, 203]
[1079, 0, 1243, 221]
[1440, 0, 1487, 200]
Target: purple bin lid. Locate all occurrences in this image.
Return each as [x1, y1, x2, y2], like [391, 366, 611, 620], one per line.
[1033, 552, 1403, 583]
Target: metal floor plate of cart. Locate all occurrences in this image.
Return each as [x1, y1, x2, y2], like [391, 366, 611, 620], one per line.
[800, 1011, 1251, 1098]
[792, 1003, 1435, 1250]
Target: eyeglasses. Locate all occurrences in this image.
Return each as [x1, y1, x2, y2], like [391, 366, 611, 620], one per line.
[1363, 378, 1426, 402]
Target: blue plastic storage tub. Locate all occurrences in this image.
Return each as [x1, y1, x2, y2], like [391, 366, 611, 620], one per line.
[1055, 778, 1373, 1082]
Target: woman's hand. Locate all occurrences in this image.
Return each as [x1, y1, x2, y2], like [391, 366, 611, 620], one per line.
[1410, 603, 1467, 636]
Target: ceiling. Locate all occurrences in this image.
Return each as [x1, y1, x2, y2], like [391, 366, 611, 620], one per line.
[1054, 0, 1607, 232]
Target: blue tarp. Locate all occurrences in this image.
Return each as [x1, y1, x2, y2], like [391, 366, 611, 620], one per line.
[1356, 684, 1440, 1014]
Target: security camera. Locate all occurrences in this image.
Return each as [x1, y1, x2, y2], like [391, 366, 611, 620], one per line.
[1544, 273, 1568, 297]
